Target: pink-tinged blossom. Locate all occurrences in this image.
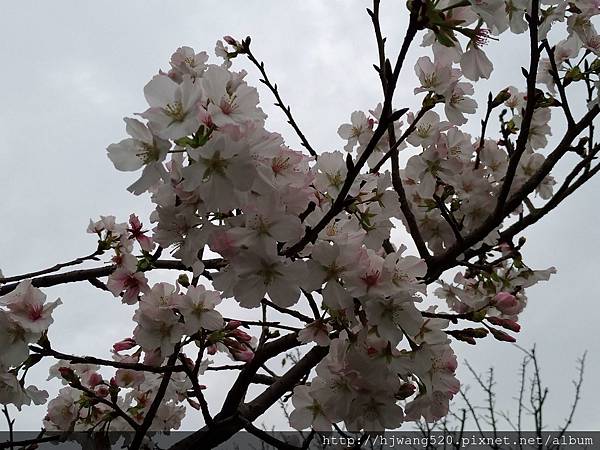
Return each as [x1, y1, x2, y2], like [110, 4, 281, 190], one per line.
[406, 110, 450, 148]
[128, 214, 154, 252]
[168, 46, 209, 81]
[337, 110, 373, 152]
[444, 81, 478, 125]
[0, 311, 32, 368]
[214, 245, 307, 308]
[86, 215, 129, 241]
[181, 134, 257, 212]
[492, 291, 519, 314]
[289, 385, 333, 431]
[171, 285, 224, 334]
[107, 267, 150, 305]
[115, 368, 145, 388]
[228, 194, 303, 249]
[0, 280, 62, 334]
[133, 283, 184, 357]
[314, 150, 348, 197]
[298, 320, 333, 347]
[140, 74, 203, 140]
[364, 296, 423, 344]
[414, 56, 458, 95]
[469, 0, 508, 33]
[200, 65, 266, 129]
[43, 387, 81, 431]
[107, 118, 170, 196]
[460, 45, 493, 82]
[229, 345, 255, 362]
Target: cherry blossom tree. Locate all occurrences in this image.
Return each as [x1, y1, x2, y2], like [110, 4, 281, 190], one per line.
[0, 0, 599, 448]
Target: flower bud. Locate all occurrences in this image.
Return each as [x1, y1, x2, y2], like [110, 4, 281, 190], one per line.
[231, 345, 254, 362]
[177, 274, 190, 288]
[396, 383, 416, 400]
[489, 327, 516, 342]
[223, 35, 238, 46]
[113, 337, 137, 352]
[232, 329, 252, 343]
[94, 384, 110, 398]
[58, 367, 79, 385]
[487, 316, 521, 332]
[226, 320, 242, 330]
[491, 88, 511, 108]
[492, 292, 520, 315]
[206, 344, 218, 355]
[86, 372, 103, 387]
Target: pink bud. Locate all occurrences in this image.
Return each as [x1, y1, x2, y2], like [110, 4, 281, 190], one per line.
[397, 383, 416, 399]
[94, 385, 110, 398]
[223, 35, 237, 46]
[231, 347, 254, 362]
[488, 316, 521, 332]
[232, 329, 252, 343]
[187, 398, 201, 410]
[226, 320, 242, 330]
[113, 338, 137, 352]
[58, 367, 78, 384]
[86, 372, 103, 387]
[206, 344, 218, 355]
[492, 292, 520, 315]
[181, 356, 195, 370]
[490, 328, 517, 343]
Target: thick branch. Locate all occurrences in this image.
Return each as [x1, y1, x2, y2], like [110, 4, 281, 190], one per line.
[168, 345, 328, 450]
[219, 332, 302, 417]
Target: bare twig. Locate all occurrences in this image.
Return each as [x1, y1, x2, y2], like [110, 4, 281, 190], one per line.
[0, 249, 104, 284]
[241, 39, 317, 159]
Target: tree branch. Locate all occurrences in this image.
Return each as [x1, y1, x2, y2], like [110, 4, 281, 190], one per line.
[241, 39, 317, 159]
[0, 258, 225, 296]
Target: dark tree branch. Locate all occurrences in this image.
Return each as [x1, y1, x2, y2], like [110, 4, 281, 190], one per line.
[0, 258, 225, 296]
[474, 93, 494, 169]
[179, 355, 214, 428]
[373, 0, 431, 261]
[130, 345, 181, 450]
[542, 40, 575, 126]
[261, 299, 313, 323]
[219, 333, 302, 417]
[29, 345, 185, 374]
[494, 2, 541, 217]
[0, 249, 104, 284]
[168, 345, 328, 450]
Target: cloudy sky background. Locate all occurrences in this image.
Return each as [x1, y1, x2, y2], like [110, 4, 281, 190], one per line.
[0, 0, 598, 433]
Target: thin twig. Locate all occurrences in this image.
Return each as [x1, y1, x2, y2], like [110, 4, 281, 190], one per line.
[241, 39, 317, 159]
[29, 345, 185, 373]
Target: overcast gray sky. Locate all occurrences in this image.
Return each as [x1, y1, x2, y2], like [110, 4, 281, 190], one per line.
[0, 0, 598, 433]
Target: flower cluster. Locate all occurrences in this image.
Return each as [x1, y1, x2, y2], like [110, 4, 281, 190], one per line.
[97, 34, 565, 431]
[44, 358, 194, 432]
[0, 281, 60, 409]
